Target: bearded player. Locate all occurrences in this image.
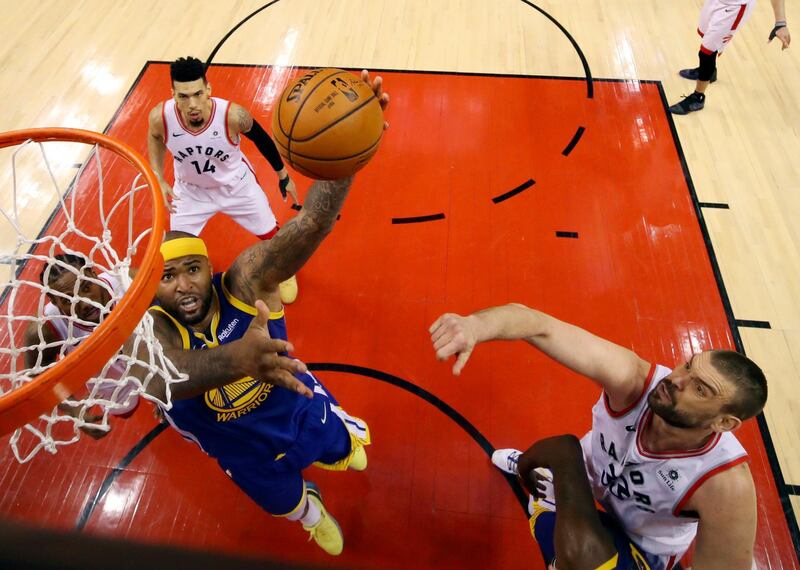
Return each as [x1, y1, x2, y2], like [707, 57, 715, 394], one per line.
[431, 304, 766, 569]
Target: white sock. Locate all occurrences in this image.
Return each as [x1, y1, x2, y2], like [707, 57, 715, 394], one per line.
[300, 495, 321, 527]
[287, 493, 322, 527]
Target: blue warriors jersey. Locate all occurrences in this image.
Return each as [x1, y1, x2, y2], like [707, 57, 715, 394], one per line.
[149, 272, 316, 464]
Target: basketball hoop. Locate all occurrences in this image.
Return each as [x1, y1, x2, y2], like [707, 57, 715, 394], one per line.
[0, 128, 184, 462]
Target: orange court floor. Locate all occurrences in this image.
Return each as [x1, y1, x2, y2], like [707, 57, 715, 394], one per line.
[0, 64, 797, 569]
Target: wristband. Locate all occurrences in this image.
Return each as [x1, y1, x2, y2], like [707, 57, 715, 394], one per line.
[770, 22, 788, 41]
[279, 176, 290, 199]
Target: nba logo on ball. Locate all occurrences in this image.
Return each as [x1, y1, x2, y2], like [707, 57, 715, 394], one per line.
[272, 68, 385, 180]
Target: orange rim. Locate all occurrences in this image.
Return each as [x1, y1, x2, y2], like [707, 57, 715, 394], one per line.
[0, 128, 165, 435]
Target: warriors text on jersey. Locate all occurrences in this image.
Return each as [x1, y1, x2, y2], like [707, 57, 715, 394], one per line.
[581, 364, 747, 562]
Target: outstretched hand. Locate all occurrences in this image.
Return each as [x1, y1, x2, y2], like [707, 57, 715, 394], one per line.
[279, 174, 299, 204]
[429, 313, 479, 375]
[240, 300, 312, 398]
[769, 23, 791, 50]
[361, 69, 390, 130]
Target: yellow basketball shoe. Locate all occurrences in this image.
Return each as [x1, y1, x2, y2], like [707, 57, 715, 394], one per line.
[279, 275, 298, 304]
[348, 444, 368, 472]
[303, 483, 343, 556]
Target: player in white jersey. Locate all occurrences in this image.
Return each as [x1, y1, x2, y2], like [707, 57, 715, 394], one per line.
[430, 304, 768, 569]
[147, 56, 300, 304]
[22, 254, 140, 437]
[669, 0, 790, 115]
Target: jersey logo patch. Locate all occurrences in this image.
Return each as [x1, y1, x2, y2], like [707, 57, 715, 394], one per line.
[657, 468, 680, 491]
[204, 376, 273, 422]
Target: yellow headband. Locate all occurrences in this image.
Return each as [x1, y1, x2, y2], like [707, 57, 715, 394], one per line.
[160, 237, 208, 262]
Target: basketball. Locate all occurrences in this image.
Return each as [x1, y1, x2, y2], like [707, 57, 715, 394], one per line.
[271, 68, 385, 180]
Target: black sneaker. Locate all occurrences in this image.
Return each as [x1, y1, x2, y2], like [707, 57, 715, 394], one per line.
[678, 67, 717, 83]
[669, 92, 706, 115]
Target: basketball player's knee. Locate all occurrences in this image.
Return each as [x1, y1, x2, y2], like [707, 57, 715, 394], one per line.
[697, 49, 717, 81]
[264, 490, 305, 517]
[556, 525, 616, 569]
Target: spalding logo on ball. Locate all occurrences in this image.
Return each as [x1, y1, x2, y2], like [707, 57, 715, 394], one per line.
[272, 68, 385, 180]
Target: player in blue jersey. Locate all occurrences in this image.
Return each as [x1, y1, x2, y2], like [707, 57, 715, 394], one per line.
[142, 70, 390, 556]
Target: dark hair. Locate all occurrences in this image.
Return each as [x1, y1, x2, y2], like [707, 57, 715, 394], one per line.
[39, 253, 89, 286]
[711, 350, 768, 421]
[164, 230, 199, 241]
[170, 57, 206, 84]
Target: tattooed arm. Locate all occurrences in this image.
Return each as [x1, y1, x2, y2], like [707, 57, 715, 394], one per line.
[226, 70, 389, 302]
[230, 103, 289, 172]
[226, 176, 354, 302]
[145, 306, 311, 401]
[228, 102, 253, 137]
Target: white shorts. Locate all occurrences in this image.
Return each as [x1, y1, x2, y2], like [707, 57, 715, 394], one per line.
[698, 0, 756, 54]
[170, 167, 277, 237]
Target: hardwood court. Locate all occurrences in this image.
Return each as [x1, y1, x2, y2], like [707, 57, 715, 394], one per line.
[1, 1, 798, 568]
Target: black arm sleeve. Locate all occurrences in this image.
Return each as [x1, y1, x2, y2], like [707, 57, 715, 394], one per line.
[243, 119, 285, 172]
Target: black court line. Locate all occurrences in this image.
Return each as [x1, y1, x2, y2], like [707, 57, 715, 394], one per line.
[392, 213, 446, 225]
[735, 320, 772, 329]
[154, 58, 652, 85]
[787, 484, 800, 496]
[103, 62, 152, 137]
[492, 179, 535, 204]
[75, 364, 531, 528]
[10, 58, 794, 557]
[699, 202, 730, 209]
[205, 1, 593, 99]
[308, 363, 530, 514]
[657, 82, 800, 558]
[203, 1, 593, 224]
[562, 126, 586, 156]
[25, 41, 790, 558]
[187, 60, 651, 84]
[75, 422, 168, 531]
[517, 0, 593, 98]
[555, 231, 579, 239]
[206, 1, 284, 66]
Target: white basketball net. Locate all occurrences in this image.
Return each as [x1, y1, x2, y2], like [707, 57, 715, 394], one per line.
[0, 137, 185, 463]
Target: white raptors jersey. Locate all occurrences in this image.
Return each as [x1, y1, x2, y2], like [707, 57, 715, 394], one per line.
[163, 97, 250, 188]
[43, 272, 138, 415]
[581, 364, 747, 560]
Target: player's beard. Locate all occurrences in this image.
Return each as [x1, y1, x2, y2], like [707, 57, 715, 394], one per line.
[647, 381, 706, 429]
[186, 108, 205, 128]
[171, 287, 214, 326]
